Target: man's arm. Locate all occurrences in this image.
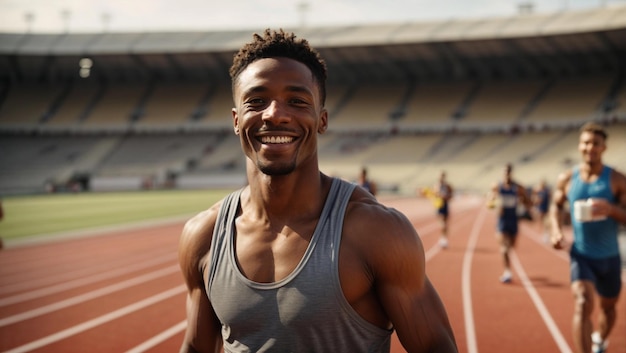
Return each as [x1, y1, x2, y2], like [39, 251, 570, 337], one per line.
[596, 169, 626, 224]
[486, 182, 498, 209]
[531, 186, 540, 206]
[371, 209, 458, 352]
[516, 182, 533, 211]
[549, 171, 571, 249]
[178, 207, 223, 353]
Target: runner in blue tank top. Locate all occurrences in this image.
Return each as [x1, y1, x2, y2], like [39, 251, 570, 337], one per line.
[550, 122, 626, 353]
[357, 166, 378, 197]
[487, 163, 533, 283]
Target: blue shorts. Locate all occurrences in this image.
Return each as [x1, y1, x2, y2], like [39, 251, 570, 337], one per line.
[498, 217, 518, 236]
[437, 203, 449, 217]
[570, 248, 622, 298]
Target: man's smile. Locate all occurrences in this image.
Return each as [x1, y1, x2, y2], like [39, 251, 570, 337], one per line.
[259, 136, 294, 144]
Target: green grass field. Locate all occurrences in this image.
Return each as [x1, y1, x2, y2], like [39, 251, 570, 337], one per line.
[0, 189, 233, 241]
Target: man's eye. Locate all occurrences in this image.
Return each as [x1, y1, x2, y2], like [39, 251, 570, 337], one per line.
[290, 98, 307, 105]
[245, 98, 266, 107]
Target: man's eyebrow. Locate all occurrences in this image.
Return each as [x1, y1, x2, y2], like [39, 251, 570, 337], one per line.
[241, 85, 267, 97]
[285, 85, 313, 95]
[241, 85, 314, 97]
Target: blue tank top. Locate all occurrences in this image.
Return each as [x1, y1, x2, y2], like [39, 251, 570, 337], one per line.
[206, 178, 392, 352]
[537, 188, 550, 213]
[568, 166, 619, 258]
[499, 183, 518, 221]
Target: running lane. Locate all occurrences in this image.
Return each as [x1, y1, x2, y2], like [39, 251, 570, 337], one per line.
[0, 196, 624, 353]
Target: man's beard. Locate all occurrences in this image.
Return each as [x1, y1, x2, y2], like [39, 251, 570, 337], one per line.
[257, 159, 296, 176]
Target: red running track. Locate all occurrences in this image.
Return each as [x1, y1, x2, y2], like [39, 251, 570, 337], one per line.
[0, 195, 624, 353]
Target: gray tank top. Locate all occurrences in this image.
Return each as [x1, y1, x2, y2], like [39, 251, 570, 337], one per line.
[206, 178, 392, 353]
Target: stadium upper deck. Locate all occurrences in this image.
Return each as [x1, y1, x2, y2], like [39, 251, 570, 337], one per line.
[1, 5, 625, 86]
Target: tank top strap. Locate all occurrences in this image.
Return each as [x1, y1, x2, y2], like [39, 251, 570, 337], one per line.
[318, 178, 356, 253]
[601, 165, 612, 182]
[206, 188, 243, 294]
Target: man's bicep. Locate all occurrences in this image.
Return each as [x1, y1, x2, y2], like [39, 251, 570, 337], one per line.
[614, 171, 626, 206]
[181, 287, 222, 353]
[376, 225, 446, 346]
[178, 208, 222, 352]
[391, 276, 457, 352]
[552, 172, 571, 206]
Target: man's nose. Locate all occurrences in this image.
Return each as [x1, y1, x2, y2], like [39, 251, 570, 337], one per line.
[262, 101, 291, 124]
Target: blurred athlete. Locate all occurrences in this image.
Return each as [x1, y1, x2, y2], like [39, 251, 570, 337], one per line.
[550, 122, 626, 353]
[178, 29, 457, 353]
[533, 179, 551, 243]
[433, 171, 453, 248]
[487, 163, 533, 283]
[357, 166, 377, 197]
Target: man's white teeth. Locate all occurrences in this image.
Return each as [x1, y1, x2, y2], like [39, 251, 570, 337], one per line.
[261, 136, 293, 144]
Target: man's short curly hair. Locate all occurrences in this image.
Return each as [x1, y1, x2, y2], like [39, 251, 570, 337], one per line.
[230, 28, 327, 106]
[580, 121, 608, 140]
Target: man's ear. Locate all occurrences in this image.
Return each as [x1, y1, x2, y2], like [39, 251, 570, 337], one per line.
[318, 109, 328, 134]
[232, 108, 239, 135]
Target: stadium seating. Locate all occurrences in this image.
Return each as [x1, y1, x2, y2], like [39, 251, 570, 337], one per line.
[1, 75, 623, 196]
[457, 79, 544, 129]
[135, 82, 208, 129]
[1, 7, 625, 195]
[0, 83, 60, 128]
[399, 81, 473, 131]
[523, 75, 613, 128]
[82, 83, 147, 131]
[329, 83, 408, 132]
[46, 83, 100, 129]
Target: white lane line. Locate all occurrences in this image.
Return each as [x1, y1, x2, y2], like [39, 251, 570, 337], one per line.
[0, 253, 176, 307]
[124, 320, 187, 353]
[510, 251, 573, 353]
[0, 249, 174, 295]
[4, 285, 186, 353]
[0, 265, 180, 327]
[461, 206, 486, 353]
[424, 211, 475, 262]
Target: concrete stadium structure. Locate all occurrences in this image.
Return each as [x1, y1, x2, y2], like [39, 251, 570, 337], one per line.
[0, 5, 625, 195]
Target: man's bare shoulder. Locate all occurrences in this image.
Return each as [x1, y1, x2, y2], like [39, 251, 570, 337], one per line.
[610, 165, 626, 181]
[609, 166, 626, 190]
[556, 169, 574, 187]
[186, 201, 222, 232]
[343, 188, 421, 253]
[179, 199, 225, 266]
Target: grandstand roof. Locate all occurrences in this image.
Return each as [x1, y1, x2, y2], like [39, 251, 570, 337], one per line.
[1, 5, 625, 84]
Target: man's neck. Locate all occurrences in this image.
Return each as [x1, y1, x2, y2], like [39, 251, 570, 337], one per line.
[580, 161, 604, 176]
[245, 170, 329, 221]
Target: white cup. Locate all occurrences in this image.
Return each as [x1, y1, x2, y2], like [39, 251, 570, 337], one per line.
[573, 199, 606, 222]
[574, 199, 592, 222]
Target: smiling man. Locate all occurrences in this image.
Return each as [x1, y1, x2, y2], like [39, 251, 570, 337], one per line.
[178, 29, 457, 353]
[550, 122, 626, 353]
